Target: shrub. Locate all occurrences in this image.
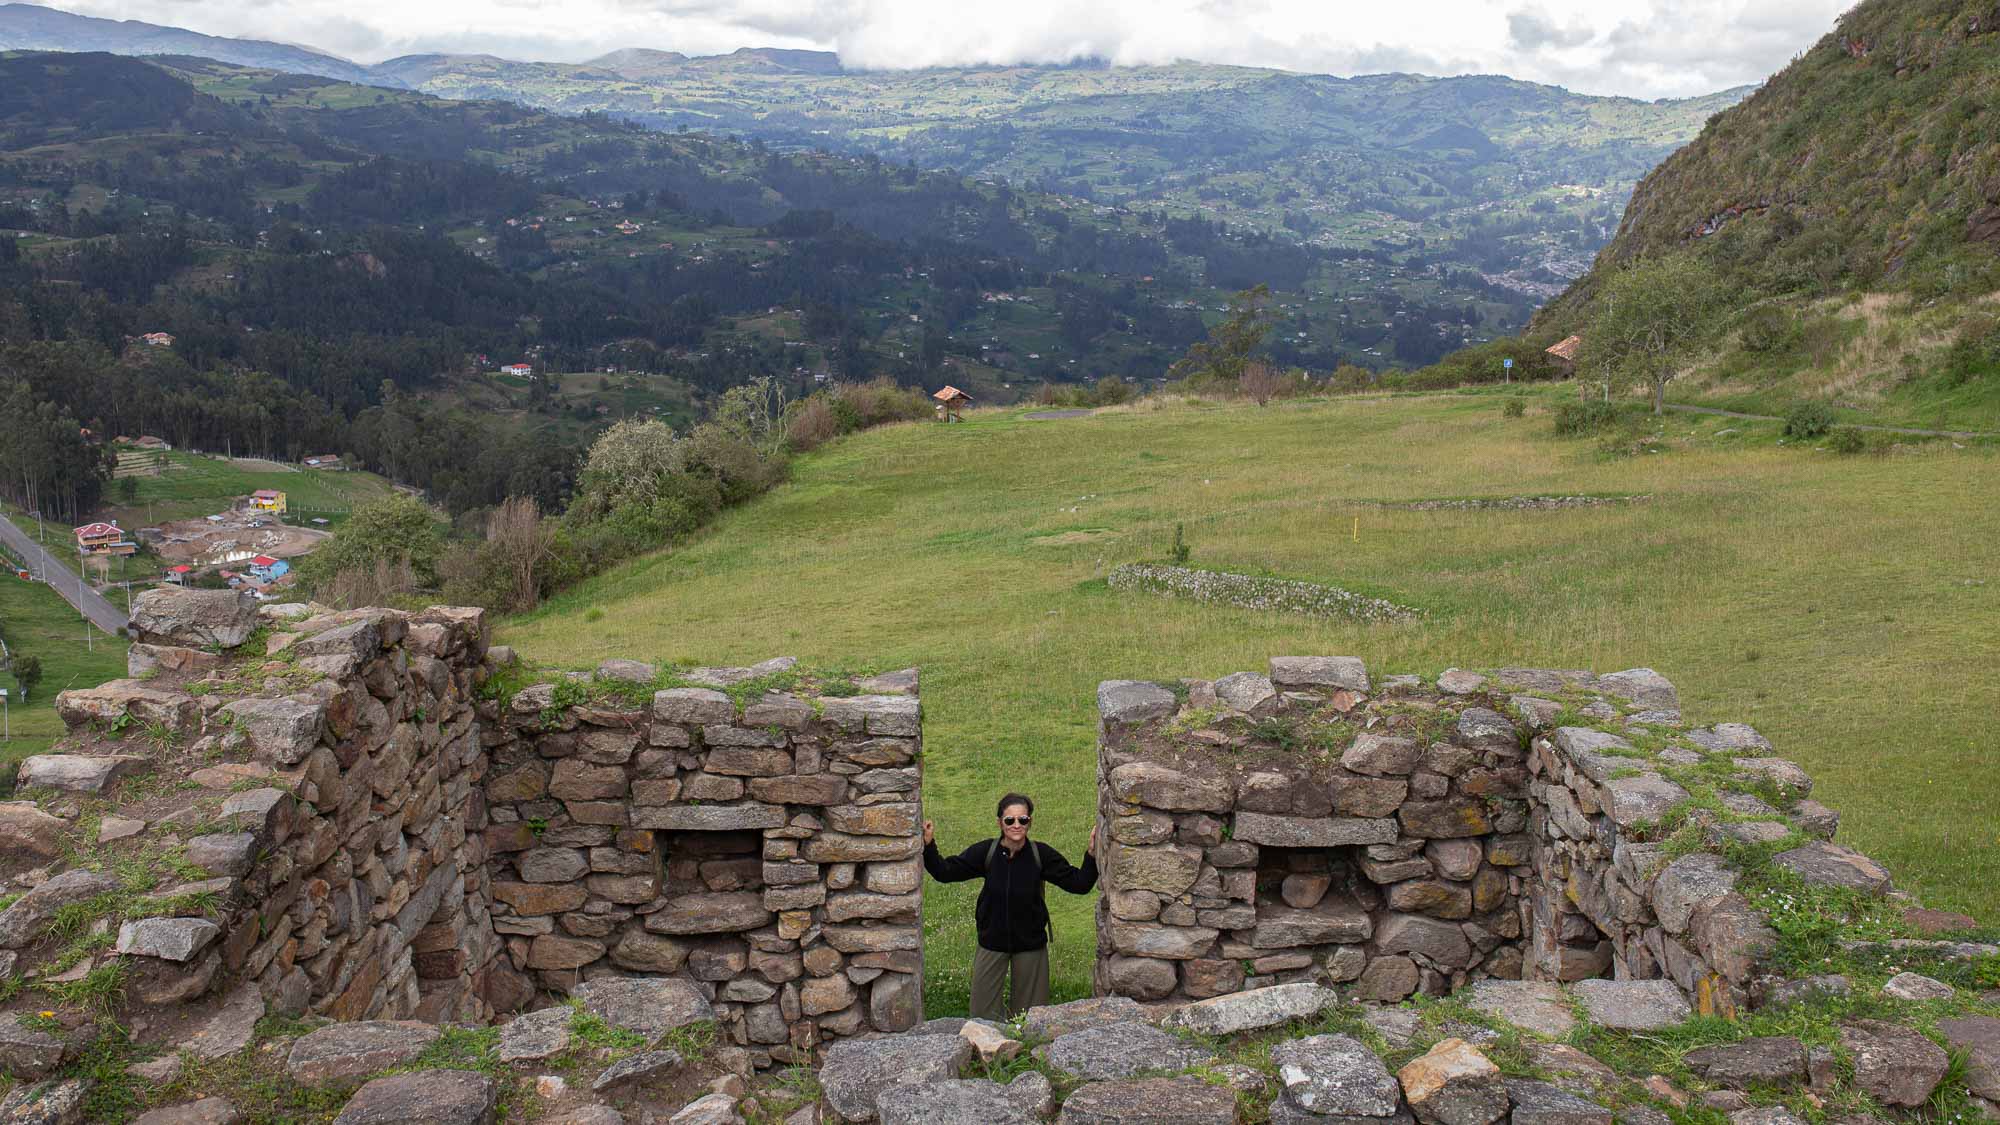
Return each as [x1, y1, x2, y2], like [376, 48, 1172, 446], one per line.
[1552, 399, 1620, 436]
[1168, 523, 1191, 566]
[1783, 400, 1835, 439]
[786, 396, 839, 451]
[1502, 398, 1526, 418]
[1829, 426, 1868, 454]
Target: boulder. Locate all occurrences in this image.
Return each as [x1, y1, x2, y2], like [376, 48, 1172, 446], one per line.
[1057, 1076, 1239, 1124]
[1270, 1033, 1400, 1116]
[287, 1022, 442, 1085]
[1462, 980, 1575, 1039]
[1937, 1017, 2000, 1101]
[1164, 983, 1336, 1036]
[1650, 853, 1738, 934]
[496, 1006, 573, 1062]
[1214, 671, 1279, 714]
[876, 1074, 1052, 1125]
[818, 1033, 971, 1123]
[0, 1078, 91, 1124]
[0, 802, 69, 859]
[1503, 1080, 1612, 1125]
[1097, 681, 1178, 724]
[1043, 1021, 1212, 1080]
[1683, 1038, 1806, 1088]
[332, 1071, 496, 1125]
[15, 755, 146, 794]
[1841, 1020, 1948, 1107]
[570, 978, 713, 1042]
[0, 1017, 66, 1079]
[1571, 980, 1691, 1031]
[115, 917, 221, 962]
[1021, 996, 1148, 1041]
[665, 1094, 739, 1125]
[1398, 1038, 1508, 1125]
[0, 869, 122, 948]
[221, 697, 326, 765]
[1773, 843, 1890, 895]
[1881, 972, 1953, 1001]
[1270, 656, 1369, 692]
[129, 587, 258, 648]
[591, 1050, 683, 1092]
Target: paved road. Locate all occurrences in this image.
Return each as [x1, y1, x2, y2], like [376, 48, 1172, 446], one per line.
[1663, 404, 1992, 439]
[0, 513, 127, 634]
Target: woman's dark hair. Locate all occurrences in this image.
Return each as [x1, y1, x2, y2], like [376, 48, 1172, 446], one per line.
[996, 793, 1034, 818]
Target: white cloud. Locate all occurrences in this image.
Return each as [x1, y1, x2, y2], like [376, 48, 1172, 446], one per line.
[50, 0, 1848, 97]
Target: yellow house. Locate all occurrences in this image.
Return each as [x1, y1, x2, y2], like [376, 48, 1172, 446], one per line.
[250, 489, 287, 514]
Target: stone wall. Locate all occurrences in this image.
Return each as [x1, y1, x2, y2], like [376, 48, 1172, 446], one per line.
[478, 661, 927, 1065]
[1092, 657, 1863, 1016]
[27, 589, 924, 1072]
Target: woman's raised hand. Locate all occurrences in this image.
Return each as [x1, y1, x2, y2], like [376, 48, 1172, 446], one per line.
[922, 820, 935, 844]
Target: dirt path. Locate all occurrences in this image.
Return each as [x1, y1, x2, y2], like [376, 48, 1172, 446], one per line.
[1022, 409, 1094, 420]
[1663, 404, 1993, 439]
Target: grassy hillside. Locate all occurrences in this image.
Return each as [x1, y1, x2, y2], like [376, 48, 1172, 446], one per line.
[500, 393, 2000, 1014]
[1529, 0, 2000, 429]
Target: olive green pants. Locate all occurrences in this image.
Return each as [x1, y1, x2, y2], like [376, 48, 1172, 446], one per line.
[970, 945, 1050, 1021]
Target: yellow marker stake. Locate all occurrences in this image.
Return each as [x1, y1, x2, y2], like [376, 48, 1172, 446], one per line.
[1352, 515, 1359, 543]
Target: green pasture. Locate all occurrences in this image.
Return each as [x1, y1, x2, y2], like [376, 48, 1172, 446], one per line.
[501, 390, 2000, 1016]
[104, 452, 394, 527]
[0, 569, 130, 784]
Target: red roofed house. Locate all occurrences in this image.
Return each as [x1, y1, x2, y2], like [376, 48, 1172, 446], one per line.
[74, 521, 137, 556]
[1545, 334, 1583, 376]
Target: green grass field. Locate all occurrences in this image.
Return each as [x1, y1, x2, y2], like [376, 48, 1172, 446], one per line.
[104, 453, 395, 528]
[499, 390, 2000, 1017]
[0, 571, 130, 783]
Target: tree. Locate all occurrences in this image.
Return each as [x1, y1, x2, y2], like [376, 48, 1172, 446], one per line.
[487, 496, 555, 613]
[11, 654, 42, 703]
[296, 493, 445, 596]
[1580, 253, 1728, 414]
[1239, 361, 1283, 406]
[1167, 284, 1275, 389]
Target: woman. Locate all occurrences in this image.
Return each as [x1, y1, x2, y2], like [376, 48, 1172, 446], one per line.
[922, 792, 1099, 1020]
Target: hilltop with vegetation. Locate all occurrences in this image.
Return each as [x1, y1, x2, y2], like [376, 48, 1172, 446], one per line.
[1509, 0, 2000, 430]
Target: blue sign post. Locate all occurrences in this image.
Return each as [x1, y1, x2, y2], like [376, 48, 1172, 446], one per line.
[1503, 357, 1513, 384]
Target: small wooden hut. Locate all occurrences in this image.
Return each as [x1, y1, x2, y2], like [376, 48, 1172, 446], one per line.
[932, 385, 971, 423]
[1545, 335, 1582, 376]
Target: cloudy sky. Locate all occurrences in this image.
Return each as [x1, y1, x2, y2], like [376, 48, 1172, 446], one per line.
[54, 0, 1850, 99]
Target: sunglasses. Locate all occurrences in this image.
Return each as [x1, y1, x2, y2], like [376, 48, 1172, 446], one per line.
[1001, 816, 1032, 826]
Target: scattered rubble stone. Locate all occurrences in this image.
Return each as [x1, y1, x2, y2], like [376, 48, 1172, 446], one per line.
[1056, 1076, 1239, 1124]
[332, 1071, 496, 1125]
[1398, 1038, 1509, 1125]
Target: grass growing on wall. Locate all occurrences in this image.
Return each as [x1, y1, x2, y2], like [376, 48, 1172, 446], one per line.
[501, 390, 2000, 1016]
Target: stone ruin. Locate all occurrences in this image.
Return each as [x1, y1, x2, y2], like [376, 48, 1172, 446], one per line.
[1091, 657, 1861, 1016]
[4, 593, 1996, 1125]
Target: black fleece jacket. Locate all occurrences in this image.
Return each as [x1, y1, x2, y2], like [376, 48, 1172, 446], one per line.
[923, 837, 1099, 954]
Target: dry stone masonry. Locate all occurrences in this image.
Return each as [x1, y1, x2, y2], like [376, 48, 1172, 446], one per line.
[5, 610, 1993, 1125]
[1092, 657, 1867, 1018]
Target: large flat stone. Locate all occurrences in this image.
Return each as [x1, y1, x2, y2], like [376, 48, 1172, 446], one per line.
[1571, 980, 1692, 1031]
[1043, 1021, 1212, 1080]
[1270, 1033, 1400, 1116]
[1683, 1038, 1806, 1089]
[115, 917, 221, 962]
[1252, 897, 1373, 948]
[1937, 1017, 2000, 1101]
[130, 587, 258, 648]
[1097, 681, 1178, 724]
[570, 978, 713, 1042]
[1020, 996, 1148, 1041]
[1270, 656, 1369, 692]
[1233, 811, 1397, 847]
[0, 869, 121, 948]
[287, 1022, 442, 1085]
[1462, 981, 1575, 1039]
[1057, 1076, 1239, 1124]
[819, 1032, 972, 1123]
[1773, 842, 1890, 895]
[15, 754, 147, 793]
[0, 1017, 66, 1079]
[876, 1074, 1052, 1125]
[332, 1071, 495, 1125]
[1164, 983, 1336, 1036]
[1108, 762, 1233, 812]
[1504, 1079, 1613, 1125]
[1841, 1019, 1948, 1107]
